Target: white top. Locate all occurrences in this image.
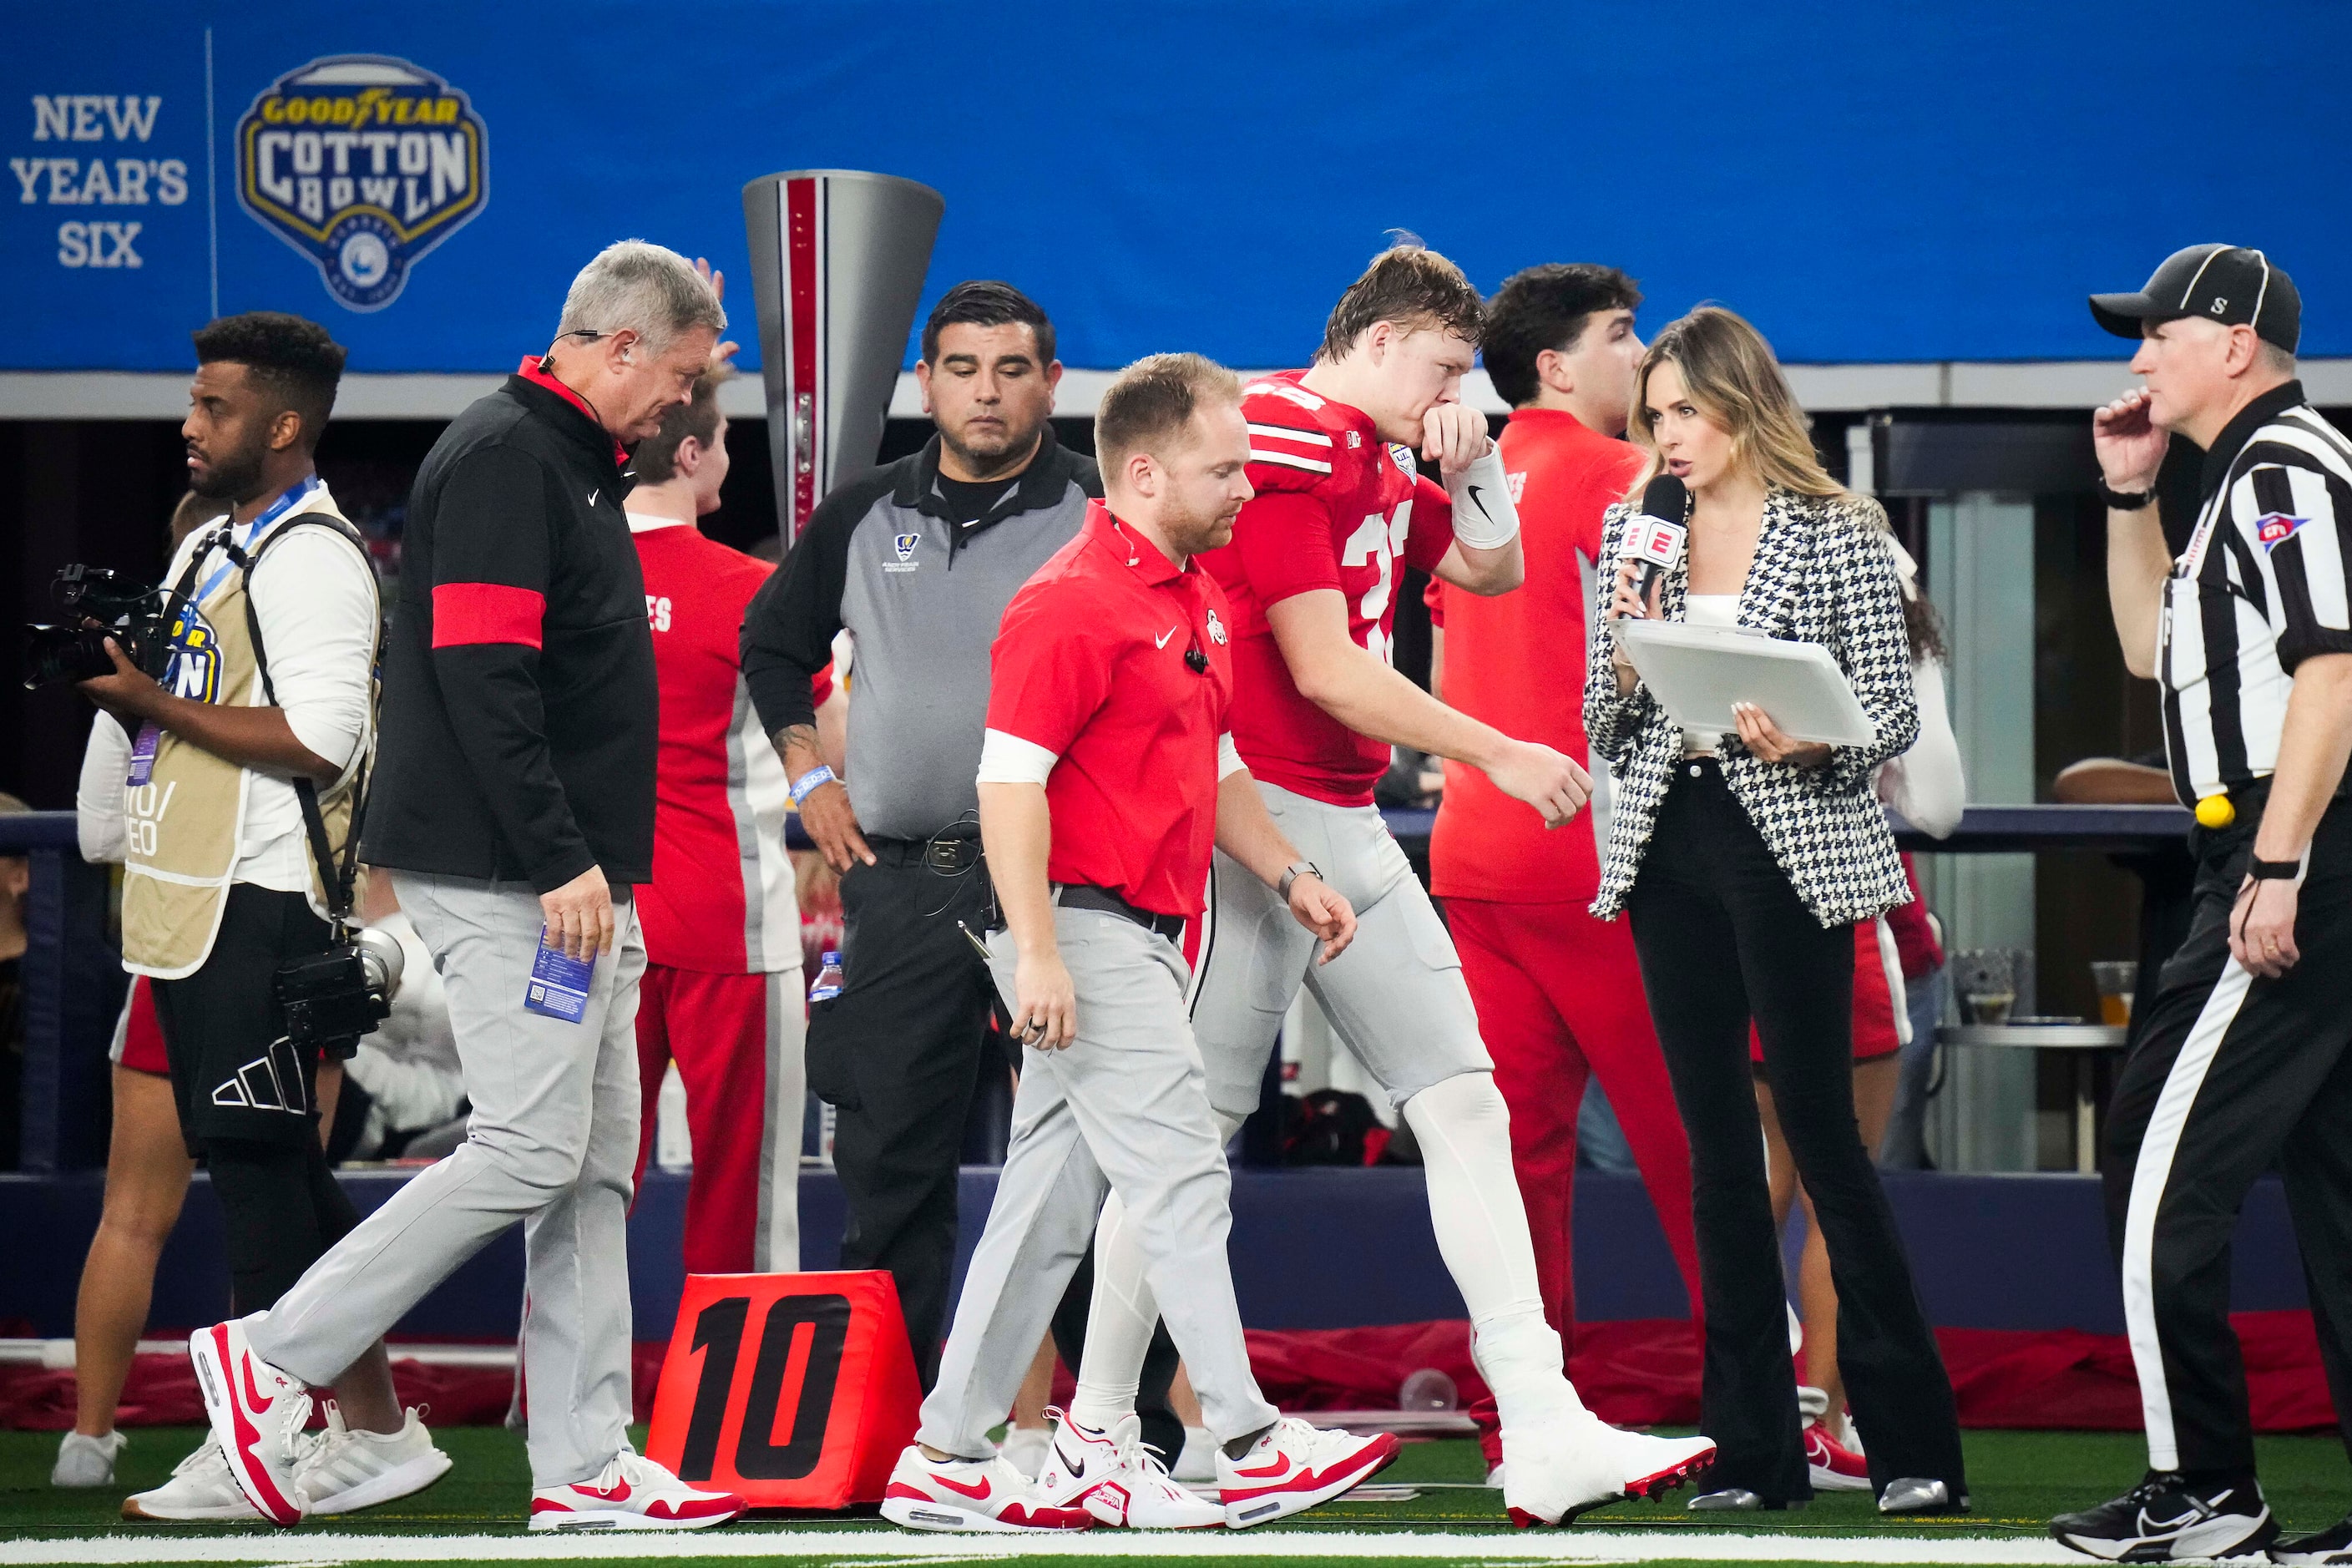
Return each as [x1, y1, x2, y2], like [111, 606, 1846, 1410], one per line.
[1679, 595, 1741, 756]
[1877, 655, 1965, 837]
[76, 716, 131, 863]
[157, 485, 378, 893]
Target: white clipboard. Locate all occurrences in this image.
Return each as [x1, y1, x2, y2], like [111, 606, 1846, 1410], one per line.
[1616, 617, 1876, 747]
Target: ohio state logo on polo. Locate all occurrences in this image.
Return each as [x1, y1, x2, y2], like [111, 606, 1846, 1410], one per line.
[236, 55, 488, 311]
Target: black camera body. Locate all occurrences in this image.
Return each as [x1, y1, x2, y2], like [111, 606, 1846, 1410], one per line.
[23, 564, 174, 689]
[276, 926, 404, 1060]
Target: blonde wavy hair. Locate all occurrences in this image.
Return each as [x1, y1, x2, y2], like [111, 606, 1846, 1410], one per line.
[1626, 306, 1884, 528]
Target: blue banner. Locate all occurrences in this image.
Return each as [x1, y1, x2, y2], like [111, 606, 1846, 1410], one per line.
[8, 2, 2350, 374]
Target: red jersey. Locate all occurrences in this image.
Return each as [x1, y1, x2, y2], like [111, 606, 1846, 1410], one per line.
[1197, 370, 1454, 807]
[1428, 407, 1641, 904]
[630, 515, 831, 972]
[986, 503, 1237, 919]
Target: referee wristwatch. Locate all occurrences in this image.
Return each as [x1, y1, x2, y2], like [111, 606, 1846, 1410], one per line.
[1278, 861, 1322, 901]
[2097, 477, 2157, 511]
[2248, 853, 2308, 884]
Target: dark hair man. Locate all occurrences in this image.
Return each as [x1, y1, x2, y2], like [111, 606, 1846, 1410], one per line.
[1424, 265, 1706, 1478]
[1066, 244, 1715, 1526]
[71, 312, 447, 1521]
[187, 242, 745, 1534]
[888, 353, 1393, 1534]
[624, 362, 827, 1276]
[2053, 247, 2352, 1565]
[740, 281, 1120, 1391]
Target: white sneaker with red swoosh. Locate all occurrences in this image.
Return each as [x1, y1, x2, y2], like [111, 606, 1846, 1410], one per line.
[1216, 1417, 1401, 1529]
[880, 1446, 1094, 1533]
[187, 1316, 311, 1526]
[528, 1449, 745, 1532]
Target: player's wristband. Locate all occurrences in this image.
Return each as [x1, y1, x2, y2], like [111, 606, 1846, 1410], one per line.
[1445, 447, 1520, 550]
[788, 765, 837, 807]
[1278, 861, 1322, 902]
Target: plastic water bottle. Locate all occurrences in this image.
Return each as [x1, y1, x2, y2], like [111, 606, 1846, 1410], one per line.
[809, 949, 845, 1002]
[1399, 1368, 1459, 1413]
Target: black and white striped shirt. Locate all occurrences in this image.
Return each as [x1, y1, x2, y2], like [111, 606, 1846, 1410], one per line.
[2159, 380, 2352, 806]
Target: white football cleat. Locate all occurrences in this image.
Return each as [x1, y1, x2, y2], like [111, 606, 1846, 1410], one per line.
[1505, 1413, 1717, 1527]
[53, 1429, 127, 1489]
[1216, 1416, 1399, 1529]
[1174, 1424, 1217, 1484]
[1036, 1411, 1222, 1529]
[880, 1445, 1093, 1533]
[121, 1434, 266, 1522]
[296, 1403, 453, 1515]
[528, 1448, 744, 1532]
[188, 1316, 311, 1525]
[997, 1424, 1052, 1481]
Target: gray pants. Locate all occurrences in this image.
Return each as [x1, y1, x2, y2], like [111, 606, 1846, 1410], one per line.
[247, 872, 646, 1487]
[1196, 781, 1491, 1120]
[917, 904, 1278, 1457]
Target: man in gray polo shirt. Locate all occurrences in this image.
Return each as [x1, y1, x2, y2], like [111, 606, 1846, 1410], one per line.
[743, 282, 1125, 1394]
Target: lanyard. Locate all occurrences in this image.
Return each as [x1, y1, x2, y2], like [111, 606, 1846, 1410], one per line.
[189, 473, 321, 607]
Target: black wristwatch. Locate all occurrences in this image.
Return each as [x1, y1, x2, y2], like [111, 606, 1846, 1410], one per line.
[2248, 855, 2304, 883]
[2097, 477, 2157, 511]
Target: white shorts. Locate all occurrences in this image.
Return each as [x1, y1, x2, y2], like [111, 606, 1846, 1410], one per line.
[1190, 780, 1492, 1120]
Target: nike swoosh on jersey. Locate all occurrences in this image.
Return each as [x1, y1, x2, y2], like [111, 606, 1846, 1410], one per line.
[1155, 626, 1177, 649]
[588, 488, 601, 507]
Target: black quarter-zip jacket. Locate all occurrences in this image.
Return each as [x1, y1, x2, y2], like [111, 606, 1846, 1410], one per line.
[364, 371, 659, 893]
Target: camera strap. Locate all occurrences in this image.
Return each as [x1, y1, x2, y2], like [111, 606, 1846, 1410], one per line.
[231, 513, 382, 933]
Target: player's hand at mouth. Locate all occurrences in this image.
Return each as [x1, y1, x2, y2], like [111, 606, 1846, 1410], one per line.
[1419, 402, 1491, 476]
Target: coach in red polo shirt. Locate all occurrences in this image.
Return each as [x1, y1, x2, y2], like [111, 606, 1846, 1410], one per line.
[883, 354, 1398, 1535]
[1430, 267, 1702, 1463]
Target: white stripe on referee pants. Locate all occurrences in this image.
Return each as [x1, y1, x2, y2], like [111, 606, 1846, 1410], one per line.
[2122, 955, 2254, 1472]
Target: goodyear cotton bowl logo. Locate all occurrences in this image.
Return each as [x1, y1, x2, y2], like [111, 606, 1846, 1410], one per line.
[236, 55, 488, 311]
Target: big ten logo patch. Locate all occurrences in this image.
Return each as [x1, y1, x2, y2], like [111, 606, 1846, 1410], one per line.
[646, 1271, 920, 1507]
[15, 94, 190, 270]
[122, 778, 177, 858]
[236, 56, 488, 311]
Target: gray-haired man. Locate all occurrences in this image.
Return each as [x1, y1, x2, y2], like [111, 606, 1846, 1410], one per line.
[190, 242, 746, 1534]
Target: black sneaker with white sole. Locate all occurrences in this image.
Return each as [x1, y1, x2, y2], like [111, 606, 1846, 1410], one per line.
[2051, 1471, 2276, 1561]
[2272, 1511, 2352, 1565]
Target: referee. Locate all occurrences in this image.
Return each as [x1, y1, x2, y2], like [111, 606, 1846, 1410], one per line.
[2052, 245, 2352, 1564]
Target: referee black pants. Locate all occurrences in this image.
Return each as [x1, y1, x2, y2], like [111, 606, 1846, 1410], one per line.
[2102, 797, 2352, 1478]
[807, 838, 1179, 1439]
[1627, 761, 1965, 1501]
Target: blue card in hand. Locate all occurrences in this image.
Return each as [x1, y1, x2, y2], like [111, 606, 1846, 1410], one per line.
[524, 926, 595, 1023]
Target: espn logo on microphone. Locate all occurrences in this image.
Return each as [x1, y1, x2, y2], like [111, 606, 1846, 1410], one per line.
[1625, 514, 1687, 571]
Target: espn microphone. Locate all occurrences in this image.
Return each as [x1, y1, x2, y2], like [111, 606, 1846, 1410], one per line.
[1626, 474, 1690, 600]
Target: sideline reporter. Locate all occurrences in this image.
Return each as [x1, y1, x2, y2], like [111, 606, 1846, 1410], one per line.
[1586, 306, 1964, 1513]
[186, 243, 744, 1533]
[2051, 245, 2352, 1565]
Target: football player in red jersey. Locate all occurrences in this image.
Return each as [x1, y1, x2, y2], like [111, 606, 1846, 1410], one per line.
[1065, 244, 1716, 1526]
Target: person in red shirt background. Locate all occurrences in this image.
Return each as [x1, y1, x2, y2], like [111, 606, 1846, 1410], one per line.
[1425, 266, 1705, 1475]
[625, 364, 831, 1274]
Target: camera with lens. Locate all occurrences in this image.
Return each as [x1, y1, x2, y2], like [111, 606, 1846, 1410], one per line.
[276, 925, 406, 1060]
[22, 564, 174, 689]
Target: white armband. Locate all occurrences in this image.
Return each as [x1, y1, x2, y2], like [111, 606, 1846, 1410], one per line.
[1445, 446, 1520, 550]
[1217, 733, 1247, 780]
[977, 728, 1058, 787]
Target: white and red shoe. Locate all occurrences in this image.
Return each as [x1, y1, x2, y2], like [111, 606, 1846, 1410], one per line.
[187, 1316, 311, 1526]
[1035, 1410, 1223, 1529]
[879, 1446, 1093, 1533]
[1216, 1417, 1399, 1529]
[1803, 1419, 1873, 1491]
[528, 1449, 745, 1532]
[1505, 1414, 1717, 1527]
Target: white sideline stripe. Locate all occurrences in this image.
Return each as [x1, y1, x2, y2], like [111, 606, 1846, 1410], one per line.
[0, 1530, 2086, 1563]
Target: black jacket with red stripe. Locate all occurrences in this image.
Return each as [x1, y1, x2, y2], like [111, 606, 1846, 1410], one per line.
[363, 370, 658, 893]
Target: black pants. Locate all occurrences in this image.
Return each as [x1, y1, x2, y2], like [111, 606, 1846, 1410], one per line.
[2102, 797, 2352, 1476]
[1626, 761, 1965, 1500]
[808, 838, 1180, 1419]
[153, 885, 362, 1317]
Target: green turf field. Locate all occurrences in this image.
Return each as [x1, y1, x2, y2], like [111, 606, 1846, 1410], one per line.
[0, 1426, 2342, 1564]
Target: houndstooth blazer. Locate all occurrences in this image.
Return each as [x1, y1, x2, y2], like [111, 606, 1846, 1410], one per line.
[1582, 486, 1919, 929]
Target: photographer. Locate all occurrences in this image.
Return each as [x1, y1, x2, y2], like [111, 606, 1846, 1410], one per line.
[74, 313, 447, 1520]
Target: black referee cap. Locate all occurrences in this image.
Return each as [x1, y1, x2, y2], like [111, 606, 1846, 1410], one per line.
[2090, 244, 2299, 352]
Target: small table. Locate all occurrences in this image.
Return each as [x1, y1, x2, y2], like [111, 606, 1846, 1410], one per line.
[1935, 1023, 2129, 1174]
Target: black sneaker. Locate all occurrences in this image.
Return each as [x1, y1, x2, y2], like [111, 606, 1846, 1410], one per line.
[2272, 1511, 2352, 1565]
[2051, 1472, 2276, 1561]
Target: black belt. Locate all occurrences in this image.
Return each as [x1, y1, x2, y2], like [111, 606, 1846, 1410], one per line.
[867, 833, 984, 873]
[1055, 883, 1186, 943]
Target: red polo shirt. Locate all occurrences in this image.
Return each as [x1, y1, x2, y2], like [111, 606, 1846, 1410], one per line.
[1428, 407, 1641, 904]
[987, 502, 1237, 918]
